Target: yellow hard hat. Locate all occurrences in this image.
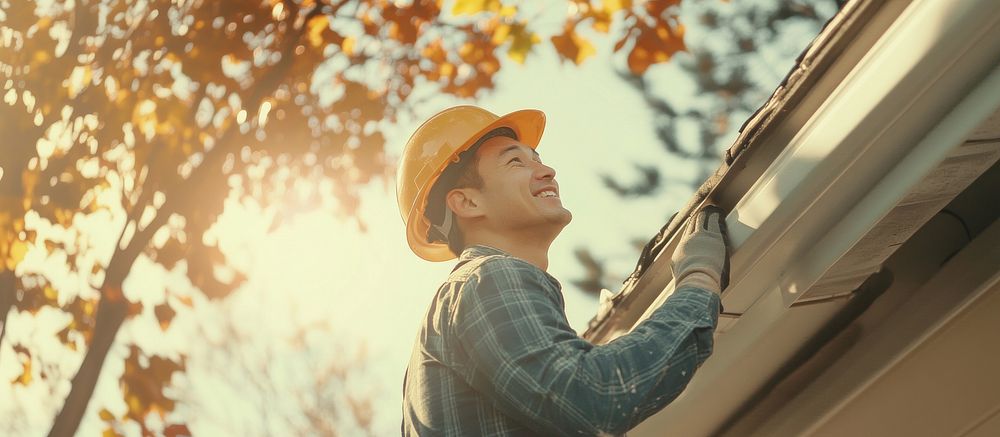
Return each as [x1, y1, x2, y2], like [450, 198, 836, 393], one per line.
[396, 105, 546, 261]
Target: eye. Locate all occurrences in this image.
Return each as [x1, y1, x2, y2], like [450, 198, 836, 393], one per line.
[508, 157, 523, 165]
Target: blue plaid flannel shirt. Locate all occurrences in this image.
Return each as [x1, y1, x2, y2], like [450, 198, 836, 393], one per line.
[402, 245, 721, 436]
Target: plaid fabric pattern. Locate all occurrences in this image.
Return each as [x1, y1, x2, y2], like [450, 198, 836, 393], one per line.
[402, 245, 720, 436]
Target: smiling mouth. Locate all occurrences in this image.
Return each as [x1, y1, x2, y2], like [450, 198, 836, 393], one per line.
[534, 190, 559, 198]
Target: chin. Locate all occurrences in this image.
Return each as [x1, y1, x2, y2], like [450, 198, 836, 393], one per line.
[549, 207, 573, 226]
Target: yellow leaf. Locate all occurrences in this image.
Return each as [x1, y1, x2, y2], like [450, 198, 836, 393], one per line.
[451, 0, 502, 16]
[491, 23, 511, 45]
[9, 240, 28, 267]
[438, 62, 455, 78]
[601, 0, 631, 13]
[126, 393, 142, 417]
[307, 15, 330, 48]
[44, 285, 58, 301]
[499, 5, 517, 17]
[342, 36, 356, 56]
[590, 10, 612, 34]
[32, 50, 50, 66]
[35, 17, 53, 31]
[572, 36, 595, 64]
[12, 358, 31, 385]
[505, 23, 539, 64]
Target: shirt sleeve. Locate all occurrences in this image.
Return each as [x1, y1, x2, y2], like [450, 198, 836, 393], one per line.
[452, 257, 720, 436]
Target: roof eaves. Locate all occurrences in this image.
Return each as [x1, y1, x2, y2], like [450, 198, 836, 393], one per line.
[584, 0, 888, 339]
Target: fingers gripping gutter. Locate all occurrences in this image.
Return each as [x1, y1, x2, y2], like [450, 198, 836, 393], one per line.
[671, 204, 732, 297]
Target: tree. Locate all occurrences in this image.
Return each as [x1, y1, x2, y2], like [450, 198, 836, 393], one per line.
[0, 0, 689, 435]
[178, 300, 377, 437]
[573, 0, 841, 296]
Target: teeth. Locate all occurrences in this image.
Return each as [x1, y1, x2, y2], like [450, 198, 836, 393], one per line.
[537, 190, 557, 198]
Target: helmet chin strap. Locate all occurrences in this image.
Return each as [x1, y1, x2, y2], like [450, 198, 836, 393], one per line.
[431, 207, 454, 243]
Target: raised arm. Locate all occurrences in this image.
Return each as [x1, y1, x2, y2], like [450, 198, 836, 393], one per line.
[453, 206, 728, 436]
[453, 258, 719, 436]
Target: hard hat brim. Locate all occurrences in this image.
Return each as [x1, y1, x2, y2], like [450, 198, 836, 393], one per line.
[405, 109, 546, 262]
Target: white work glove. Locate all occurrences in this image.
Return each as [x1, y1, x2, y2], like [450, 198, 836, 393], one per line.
[670, 204, 731, 295]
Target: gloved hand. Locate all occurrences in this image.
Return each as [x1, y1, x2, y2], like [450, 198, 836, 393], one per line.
[670, 204, 731, 295]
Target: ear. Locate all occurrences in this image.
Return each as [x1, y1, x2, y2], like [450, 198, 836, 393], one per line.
[445, 187, 484, 219]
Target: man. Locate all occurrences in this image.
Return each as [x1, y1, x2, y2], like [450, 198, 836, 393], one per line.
[397, 106, 728, 436]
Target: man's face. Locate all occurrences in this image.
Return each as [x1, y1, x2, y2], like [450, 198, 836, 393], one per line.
[468, 135, 572, 235]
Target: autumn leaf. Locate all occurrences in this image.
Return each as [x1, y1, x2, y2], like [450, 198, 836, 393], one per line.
[154, 301, 176, 331]
[551, 25, 597, 65]
[11, 345, 32, 385]
[57, 324, 78, 351]
[645, 0, 683, 18]
[587, 0, 633, 33]
[501, 23, 540, 64]
[451, 0, 502, 16]
[307, 15, 330, 48]
[589, 9, 613, 34]
[342, 36, 357, 56]
[120, 346, 185, 423]
[164, 423, 192, 437]
[7, 240, 28, 270]
[627, 22, 686, 74]
[602, 0, 632, 13]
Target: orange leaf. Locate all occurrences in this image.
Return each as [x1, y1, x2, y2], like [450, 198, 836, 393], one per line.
[154, 301, 176, 331]
[550, 26, 596, 65]
[164, 424, 192, 437]
[645, 0, 682, 17]
[589, 10, 612, 34]
[626, 21, 685, 74]
[173, 294, 194, 308]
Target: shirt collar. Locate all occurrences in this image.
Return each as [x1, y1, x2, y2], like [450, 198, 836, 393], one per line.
[459, 244, 509, 261]
[457, 244, 562, 289]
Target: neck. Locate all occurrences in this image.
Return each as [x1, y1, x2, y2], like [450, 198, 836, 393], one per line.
[464, 229, 555, 271]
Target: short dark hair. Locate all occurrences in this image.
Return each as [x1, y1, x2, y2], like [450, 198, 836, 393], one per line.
[425, 127, 518, 256]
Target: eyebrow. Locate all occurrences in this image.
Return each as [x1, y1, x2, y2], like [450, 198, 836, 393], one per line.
[499, 144, 540, 159]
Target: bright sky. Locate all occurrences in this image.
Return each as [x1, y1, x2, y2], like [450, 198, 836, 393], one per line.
[0, 1, 832, 435]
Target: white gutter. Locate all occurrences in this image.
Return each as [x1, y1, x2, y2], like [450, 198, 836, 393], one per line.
[628, 0, 1000, 434]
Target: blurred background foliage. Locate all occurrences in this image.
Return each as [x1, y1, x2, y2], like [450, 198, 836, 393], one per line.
[0, 0, 836, 435]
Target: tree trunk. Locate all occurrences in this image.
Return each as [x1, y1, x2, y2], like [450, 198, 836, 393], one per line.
[44, 7, 320, 435]
[0, 270, 15, 354]
[46, 292, 127, 437]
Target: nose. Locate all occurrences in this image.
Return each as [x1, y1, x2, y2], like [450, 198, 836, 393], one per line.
[534, 161, 556, 181]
